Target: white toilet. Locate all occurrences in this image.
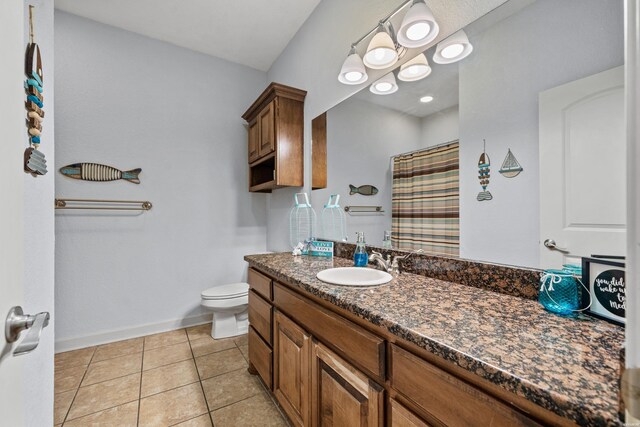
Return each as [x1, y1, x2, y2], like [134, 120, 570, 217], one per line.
[200, 283, 250, 339]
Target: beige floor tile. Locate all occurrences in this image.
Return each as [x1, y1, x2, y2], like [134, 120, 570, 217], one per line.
[82, 353, 142, 386]
[55, 347, 95, 370]
[173, 414, 213, 426]
[138, 382, 208, 426]
[201, 368, 262, 411]
[67, 373, 140, 421]
[143, 340, 193, 371]
[144, 329, 188, 350]
[63, 401, 138, 427]
[92, 337, 143, 362]
[210, 392, 287, 427]
[189, 336, 236, 358]
[194, 348, 247, 380]
[141, 359, 200, 397]
[54, 365, 86, 394]
[54, 390, 75, 424]
[185, 323, 212, 341]
[233, 334, 248, 346]
[238, 344, 249, 362]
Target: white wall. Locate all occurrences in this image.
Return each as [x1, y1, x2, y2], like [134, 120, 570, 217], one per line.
[421, 106, 459, 146]
[266, 0, 509, 251]
[458, 0, 624, 268]
[23, 1, 55, 425]
[315, 98, 422, 247]
[54, 12, 268, 350]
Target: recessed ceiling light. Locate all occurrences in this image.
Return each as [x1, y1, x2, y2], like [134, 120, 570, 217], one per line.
[420, 95, 434, 103]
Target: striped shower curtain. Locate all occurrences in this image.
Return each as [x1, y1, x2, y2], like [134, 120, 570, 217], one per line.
[391, 141, 460, 256]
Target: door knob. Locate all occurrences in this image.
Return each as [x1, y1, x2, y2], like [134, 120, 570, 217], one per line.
[543, 239, 570, 254]
[5, 306, 50, 356]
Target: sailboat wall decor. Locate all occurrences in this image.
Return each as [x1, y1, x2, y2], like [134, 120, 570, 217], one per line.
[477, 139, 492, 201]
[499, 148, 523, 178]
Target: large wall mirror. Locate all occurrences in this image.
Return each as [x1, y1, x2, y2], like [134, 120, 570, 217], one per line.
[312, 0, 625, 270]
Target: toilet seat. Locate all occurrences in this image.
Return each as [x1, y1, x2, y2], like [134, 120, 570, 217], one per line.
[201, 283, 249, 300]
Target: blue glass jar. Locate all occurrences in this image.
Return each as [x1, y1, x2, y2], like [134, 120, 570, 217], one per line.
[562, 264, 582, 279]
[538, 269, 579, 316]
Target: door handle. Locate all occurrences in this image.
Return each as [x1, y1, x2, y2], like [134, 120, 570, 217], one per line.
[543, 239, 570, 254]
[5, 306, 50, 356]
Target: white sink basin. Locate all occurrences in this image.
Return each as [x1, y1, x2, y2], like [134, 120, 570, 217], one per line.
[316, 267, 393, 287]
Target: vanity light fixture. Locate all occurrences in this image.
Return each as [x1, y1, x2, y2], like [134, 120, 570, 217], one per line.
[420, 95, 434, 103]
[338, 45, 368, 85]
[397, 0, 439, 48]
[433, 29, 474, 64]
[370, 72, 398, 95]
[363, 22, 399, 70]
[397, 53, 431, 82]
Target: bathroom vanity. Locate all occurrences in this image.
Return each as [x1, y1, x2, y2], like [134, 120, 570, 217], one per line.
[244, 252, 624, 427]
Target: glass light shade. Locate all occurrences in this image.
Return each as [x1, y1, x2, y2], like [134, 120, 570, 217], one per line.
[420, 95, 434, 103]
[369, 72, 398, 95]
[363, 24, 398, 69]
[397, 0, 440, 48]
[338, 48, 368, 85]
[397, 53, 431, 82]
[433, 29, 474, 64]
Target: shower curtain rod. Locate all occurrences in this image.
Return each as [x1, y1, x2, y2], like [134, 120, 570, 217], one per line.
[390, 139, 459, 159]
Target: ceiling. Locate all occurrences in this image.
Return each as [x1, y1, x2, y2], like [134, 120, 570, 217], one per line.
[54, 0, 321, 71]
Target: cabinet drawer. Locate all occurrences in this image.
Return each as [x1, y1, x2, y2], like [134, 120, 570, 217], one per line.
[248, 268, 272, 300]
[249, 290, 272, 345]
[390, 345, 540, 427]
[249, 326, 272, 390]
[273, 283, 385, 380]
[390, 399, 430, 427]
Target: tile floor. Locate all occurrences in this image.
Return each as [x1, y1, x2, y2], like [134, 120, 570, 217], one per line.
[54, 324, 288, 426]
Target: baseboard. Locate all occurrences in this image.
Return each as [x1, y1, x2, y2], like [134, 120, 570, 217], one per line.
[55, 313, 212, 353]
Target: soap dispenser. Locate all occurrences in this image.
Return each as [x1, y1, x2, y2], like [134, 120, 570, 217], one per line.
[382, 230, 392, 249]
[354, 232, 369, 267]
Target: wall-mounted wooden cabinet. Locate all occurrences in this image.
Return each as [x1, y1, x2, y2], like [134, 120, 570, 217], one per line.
[242, 83, 306, 193]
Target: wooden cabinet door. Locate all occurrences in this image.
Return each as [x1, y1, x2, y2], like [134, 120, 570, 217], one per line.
[248, 118, 260, 163]
[274, 310, 311, 427]
[258, 100, 276, 157]
[311, 342, 384, 427]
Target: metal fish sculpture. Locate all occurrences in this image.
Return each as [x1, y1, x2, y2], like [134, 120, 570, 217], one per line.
[349, 184, 378, 196]
[60, 163, 142, 184]
[477, 139, 492, 201]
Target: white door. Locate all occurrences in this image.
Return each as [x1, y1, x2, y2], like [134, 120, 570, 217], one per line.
[0, 1, 27, 425]
[540, 66, 626, 268]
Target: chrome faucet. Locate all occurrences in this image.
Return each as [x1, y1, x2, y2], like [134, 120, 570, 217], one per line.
[370, 249, 423, 276]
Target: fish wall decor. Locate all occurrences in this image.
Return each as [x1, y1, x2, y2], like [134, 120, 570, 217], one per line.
[24, 5, 47, 176]
[60, 163, 142, 184]
[499, 148, 523, 178]
[349, 184, 378, 196]
[477, 139, 493, 201]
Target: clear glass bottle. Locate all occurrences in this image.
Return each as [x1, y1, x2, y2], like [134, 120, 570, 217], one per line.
[354, 232, 369, 267]
[381, 230, 392, 249]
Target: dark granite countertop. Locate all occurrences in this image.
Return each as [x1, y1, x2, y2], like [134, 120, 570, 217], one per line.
[245, 253, 624, 426]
